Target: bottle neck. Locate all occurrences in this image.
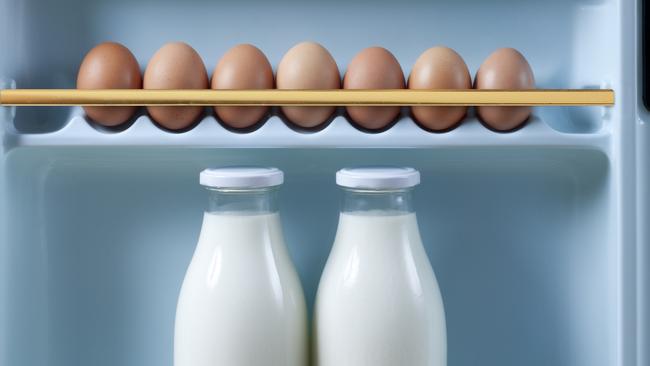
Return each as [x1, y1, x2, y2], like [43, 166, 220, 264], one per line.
[206, 187, 279, 214]
[341, 187, 414, 215]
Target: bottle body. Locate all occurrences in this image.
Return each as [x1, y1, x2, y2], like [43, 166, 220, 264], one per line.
[314, 187, 446, 366]
[175, 187, 307, 366]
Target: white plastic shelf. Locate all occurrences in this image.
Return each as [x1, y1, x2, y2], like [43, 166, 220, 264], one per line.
[5, 107, 611, 150]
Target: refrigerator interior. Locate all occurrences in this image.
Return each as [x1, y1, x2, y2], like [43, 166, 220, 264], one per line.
[0, 0, 646, 366]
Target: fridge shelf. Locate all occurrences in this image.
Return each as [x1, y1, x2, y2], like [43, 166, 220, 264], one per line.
[4, 110, 611, 150]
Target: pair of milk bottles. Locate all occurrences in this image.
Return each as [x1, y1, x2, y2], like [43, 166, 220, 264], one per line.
[175, 167, 446, 366]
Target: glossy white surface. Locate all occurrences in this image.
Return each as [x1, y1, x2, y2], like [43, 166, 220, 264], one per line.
[4, 111, 612, 150]
[314, 212, 446, 366]
[336, 167, 420, 189]
[175, 212, 307, 366]
[199, 167, 283, 188]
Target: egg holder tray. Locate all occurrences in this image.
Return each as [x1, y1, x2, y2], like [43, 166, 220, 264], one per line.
[0, 88, 615, 149]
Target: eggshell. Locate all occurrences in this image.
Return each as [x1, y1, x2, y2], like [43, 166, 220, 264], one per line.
[77, 42, 142, 127]
[144, 42, 208, 131]
[474, 48, 535, 131]
[408, 47, 471, 131]
[276, 42, 340, 129]
[344, 47, 405, 131]
[212, 44, 274, 129]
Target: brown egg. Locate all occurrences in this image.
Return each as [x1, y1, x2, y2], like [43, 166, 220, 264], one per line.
[212, 44, 274, 129]
[276, 42, 340, 129]
[144, 42, 208, 130]
[409, 47, 471, 131]
[77, 42, 142, 127]
[474, 48, 535, 131]
[344, 47, 405, 131]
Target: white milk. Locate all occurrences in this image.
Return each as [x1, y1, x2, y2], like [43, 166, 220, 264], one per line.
[175, 212, 307, 366]
[314, 211, 446, 366]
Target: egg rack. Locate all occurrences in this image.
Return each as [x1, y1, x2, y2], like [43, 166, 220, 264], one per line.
[0, 88, 615, 149]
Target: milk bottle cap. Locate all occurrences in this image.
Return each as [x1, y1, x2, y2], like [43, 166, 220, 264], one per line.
[336, 167, 420, 190]
[200, 167, 283, 188]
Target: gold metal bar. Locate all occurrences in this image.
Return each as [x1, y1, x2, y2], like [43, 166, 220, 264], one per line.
[0, 89, 615, 106]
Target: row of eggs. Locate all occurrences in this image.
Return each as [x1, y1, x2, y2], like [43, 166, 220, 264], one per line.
[77, 42, 535, 132]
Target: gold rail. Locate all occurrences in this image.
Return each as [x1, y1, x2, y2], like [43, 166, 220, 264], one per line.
[0, 89, 614, 106]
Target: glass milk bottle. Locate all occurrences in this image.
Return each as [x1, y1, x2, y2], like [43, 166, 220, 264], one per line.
[314, 167, 446, 366]
[175, 167, 307, 366]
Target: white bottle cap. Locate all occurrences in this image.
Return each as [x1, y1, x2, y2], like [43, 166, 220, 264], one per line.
[336, 167, 420, 190]
[200, 167, 284, 189]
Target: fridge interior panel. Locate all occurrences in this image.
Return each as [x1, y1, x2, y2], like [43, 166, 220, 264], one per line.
[635, 37, 649, 365]
[0, 0, 622, 136]
[637, 114, 649, 366]
[0, 0, 644, 365]
[2, 147, 616, 366]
